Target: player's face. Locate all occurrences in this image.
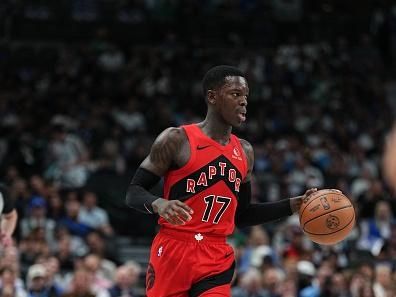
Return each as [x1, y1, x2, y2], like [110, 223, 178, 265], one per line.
[217, 76, 249, 127]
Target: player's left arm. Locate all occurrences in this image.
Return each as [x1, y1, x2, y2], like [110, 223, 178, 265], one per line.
[235, 139, 317, 227]
[0, 184, 17, 247]
[1, 209, 17, 246]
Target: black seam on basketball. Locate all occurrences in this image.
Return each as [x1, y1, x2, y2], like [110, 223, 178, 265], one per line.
[303, 211, 355, 236]
[299, 192, 350, 222]
[302, 205, 352, 228]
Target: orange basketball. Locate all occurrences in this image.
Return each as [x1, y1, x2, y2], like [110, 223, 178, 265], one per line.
[299, 189, 355, 245]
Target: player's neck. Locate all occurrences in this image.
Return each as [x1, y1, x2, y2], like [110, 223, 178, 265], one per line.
[198, 114, 232, 146]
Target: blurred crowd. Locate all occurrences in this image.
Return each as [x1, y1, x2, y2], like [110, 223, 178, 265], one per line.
[1, 2, 396, 295]
[3, 0, 396, 50]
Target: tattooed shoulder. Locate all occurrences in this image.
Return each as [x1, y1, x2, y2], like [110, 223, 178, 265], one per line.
[149, 127, 186, 171]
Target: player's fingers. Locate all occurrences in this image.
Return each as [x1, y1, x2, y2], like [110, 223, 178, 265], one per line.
[166, 217, 178, 225]
[328, 189, 342, 193]
[169, 204, 191, 222]
[167, 208, 178, 218]
[305, 188, 318, 196]
[174, 216, 186, 225]
[171, 202, 191, 218]
[162, 212, 182, 225]
[175, 201, 194, 214]
[169, 215, 185, 225]
[175, 208, 192, 222]
[166, 209, 187, 225]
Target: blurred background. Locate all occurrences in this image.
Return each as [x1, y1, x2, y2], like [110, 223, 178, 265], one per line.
[1, 0, 396, 296]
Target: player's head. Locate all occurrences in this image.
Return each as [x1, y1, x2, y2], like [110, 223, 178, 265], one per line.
[202, 65, 248, 127]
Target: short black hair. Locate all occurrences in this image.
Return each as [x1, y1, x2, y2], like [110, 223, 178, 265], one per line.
[202, 65, 245, 97]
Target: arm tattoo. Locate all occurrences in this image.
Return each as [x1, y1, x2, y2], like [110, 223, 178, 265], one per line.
[149, 128, 183, 172]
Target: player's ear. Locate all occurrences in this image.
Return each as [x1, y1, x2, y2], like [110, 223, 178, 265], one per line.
[207, 90, 216, 105]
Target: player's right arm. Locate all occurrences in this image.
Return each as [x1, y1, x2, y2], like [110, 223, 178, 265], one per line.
[125, 128, 193, 225]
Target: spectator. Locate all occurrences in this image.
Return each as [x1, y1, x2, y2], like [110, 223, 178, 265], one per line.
[232, 268, 268, 297]
[262, 267, 285, 297]
[53, 231, 83, 273]
[61, 269, 95, 297]
[83, 254, 112, 290]
[45, 124, 89, 189]
[296, 260, 316, 292]
[329, 272, 350, 297]
[282, 224, 311, 261]
[19, 231, 50, 268]
[46, 191, 64, 221]
[372, 263, 392, 297]
[111, 98, 146, 133]
[238, 226, 274, 274]
[20, 196, 56, 245]
[78, 191, 113, 236]
[299, 264, 333, 297]
[97, 45, 125, 72]
[58, 199, 93, 238]
[39, 257, 67, 293]
[0, 266, 27, 297]
[108, 262, 141, 297]
[358, 200, 394, 254]
[26, 263, 62, 297]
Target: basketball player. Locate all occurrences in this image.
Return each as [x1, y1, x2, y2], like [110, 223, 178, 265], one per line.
[126, 65, 317, 297]
[0, 183, 18, 247]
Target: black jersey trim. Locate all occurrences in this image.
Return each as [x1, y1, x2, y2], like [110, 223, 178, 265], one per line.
[188, 261, 235, 297]
[168, 155, 242, 201]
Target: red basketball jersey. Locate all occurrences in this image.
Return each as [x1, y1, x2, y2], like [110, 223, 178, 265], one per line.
[160, 124, 248, 236]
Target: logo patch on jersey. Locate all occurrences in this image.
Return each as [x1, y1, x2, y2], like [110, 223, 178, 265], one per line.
[195, 233, 204, 241]
[232, 147, 242, 160]
[197, 145, 211, 150]
[146, 263, 155, 290]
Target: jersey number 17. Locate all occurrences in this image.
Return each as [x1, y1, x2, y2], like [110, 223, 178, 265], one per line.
[201, 195, 231, 224]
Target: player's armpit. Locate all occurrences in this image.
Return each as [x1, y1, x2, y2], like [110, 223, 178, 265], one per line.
[141, 127, 185, 176]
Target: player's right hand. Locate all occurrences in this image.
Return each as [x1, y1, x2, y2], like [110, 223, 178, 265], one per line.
[152, 198, 194, 225]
